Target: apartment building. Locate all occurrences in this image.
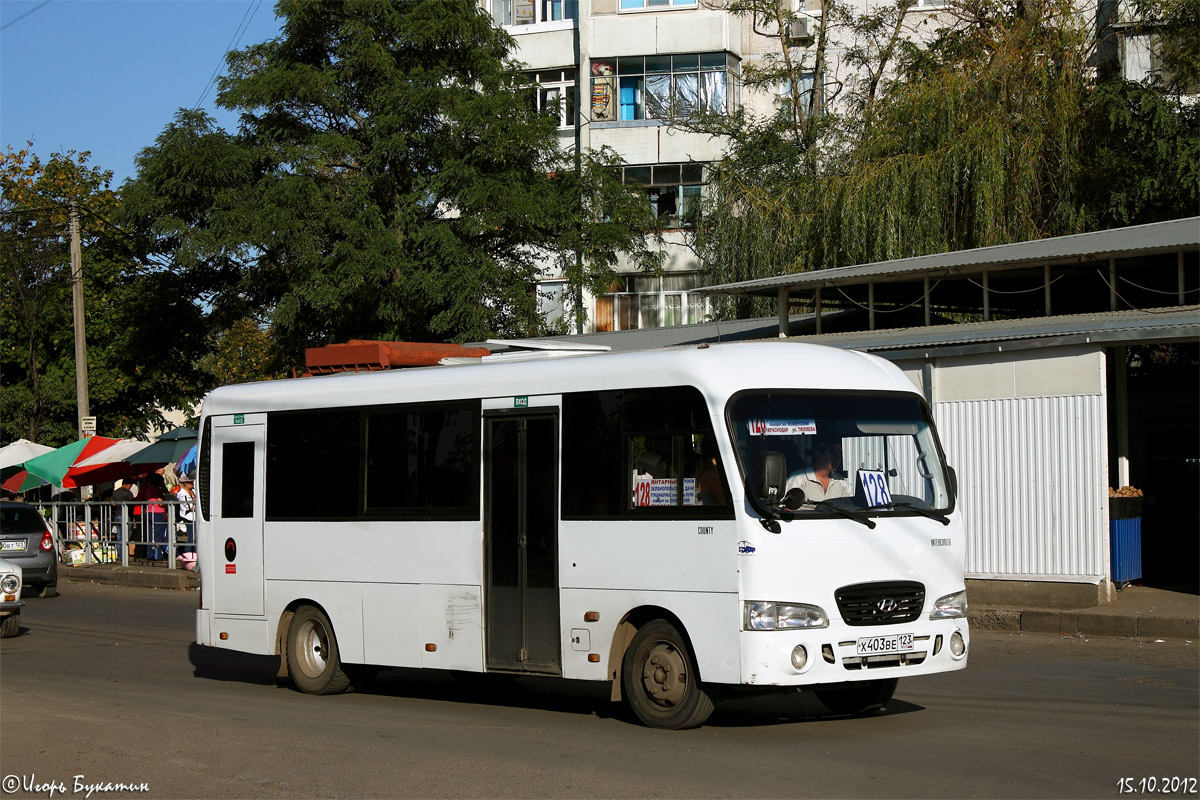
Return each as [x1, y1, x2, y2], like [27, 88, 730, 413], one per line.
[485, 0, 732, 332]
[485, 0, 1167, 334]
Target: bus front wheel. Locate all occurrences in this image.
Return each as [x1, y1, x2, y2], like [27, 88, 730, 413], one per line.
[286, 605, 350, 695]
[622, 620, 714, 730]
[815, 678, 898, 716]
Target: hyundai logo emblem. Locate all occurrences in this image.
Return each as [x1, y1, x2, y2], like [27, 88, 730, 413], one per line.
[876, 597, 898, 613]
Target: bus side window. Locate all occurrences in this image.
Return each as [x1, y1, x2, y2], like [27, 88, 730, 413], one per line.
[563, 386, 731, 519]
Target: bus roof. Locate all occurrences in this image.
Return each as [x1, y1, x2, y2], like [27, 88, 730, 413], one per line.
[200, 340, 920, 417]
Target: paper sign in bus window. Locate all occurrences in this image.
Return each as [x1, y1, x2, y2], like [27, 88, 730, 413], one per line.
[633, 477, 694, 507]
[857, 469, 893, 507]
[747, 419, 817, 436]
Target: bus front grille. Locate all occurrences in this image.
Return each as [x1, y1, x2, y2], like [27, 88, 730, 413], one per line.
[835, 581, 925, 626]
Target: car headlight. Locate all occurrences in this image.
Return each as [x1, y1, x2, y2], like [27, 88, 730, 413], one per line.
[1, 574, 19, 594]
[744, 601, 828, 630]
[929, 590, 968, 619]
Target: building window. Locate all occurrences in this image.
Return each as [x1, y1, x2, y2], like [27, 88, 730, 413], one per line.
[527, 69, 576, 129]
[594, 273, 709, 332]
[591, 53, 737, 123]
[777, 73, 819, 119]
[621, 162, 705, 229]
[493, 0, 577, 26]
[537, 280, 567, 327]
[619, 0, 697, 9]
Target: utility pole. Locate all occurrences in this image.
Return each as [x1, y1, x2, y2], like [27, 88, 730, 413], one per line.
[69, 200, 90, 438]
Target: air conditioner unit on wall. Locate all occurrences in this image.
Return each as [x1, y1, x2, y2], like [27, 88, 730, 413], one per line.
[784, 16, 813, 43]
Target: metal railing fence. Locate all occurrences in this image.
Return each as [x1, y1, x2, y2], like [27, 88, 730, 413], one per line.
[29, 499, 196, 570]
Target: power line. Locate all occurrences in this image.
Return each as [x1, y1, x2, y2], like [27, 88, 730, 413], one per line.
[0, 0, 52, 33]
[192, 0, 263, 111]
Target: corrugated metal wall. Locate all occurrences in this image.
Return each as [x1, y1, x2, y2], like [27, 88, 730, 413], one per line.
[935, 396, 1109, 580]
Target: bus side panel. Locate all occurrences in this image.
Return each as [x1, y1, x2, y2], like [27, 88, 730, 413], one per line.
[558, 588, 741, 684]
[560, 520, 738, 595]
[362, 583, 422, 667]
[265, 579, 366, 664]
[419, 584, 483, 671]
[263, 521, 483, 586]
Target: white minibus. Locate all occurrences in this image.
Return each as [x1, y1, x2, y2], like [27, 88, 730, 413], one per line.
[194, 340, 968, 729]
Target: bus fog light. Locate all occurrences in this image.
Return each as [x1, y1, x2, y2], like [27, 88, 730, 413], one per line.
[950, 631, 966, 658]
[790, 645, 808, 670]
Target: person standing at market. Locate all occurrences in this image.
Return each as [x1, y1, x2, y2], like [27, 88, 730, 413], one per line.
[140, 473, 169, 560]
[112, 478, 136, 556]
[175, 476, 196, 555]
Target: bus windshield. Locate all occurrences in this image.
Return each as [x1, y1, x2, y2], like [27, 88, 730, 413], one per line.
[728, 390, 953, 518]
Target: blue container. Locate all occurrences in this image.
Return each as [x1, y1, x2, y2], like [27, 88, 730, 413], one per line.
[1109, 516, 1143, 584]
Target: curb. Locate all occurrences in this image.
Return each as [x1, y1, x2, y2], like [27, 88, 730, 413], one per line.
[62, 565, 199, 592]
[970, 608, 1198, 640]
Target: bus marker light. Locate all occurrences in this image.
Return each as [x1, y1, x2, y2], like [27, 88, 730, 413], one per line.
[425, 643, 437, 652]
[584, 611, 599, 622]
[225, 565, 236, 574]
[219, 632, 228, 640]
[588, 654, 600, 663]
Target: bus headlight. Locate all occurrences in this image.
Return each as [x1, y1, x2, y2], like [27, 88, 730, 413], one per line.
[929, 590, 968, 620]
[744, 602, 828, 631]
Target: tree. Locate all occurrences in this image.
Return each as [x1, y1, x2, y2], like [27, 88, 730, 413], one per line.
[121, 0, 660, 363]
[693, 0, 1198, 319]
[1, 145, 210, 445]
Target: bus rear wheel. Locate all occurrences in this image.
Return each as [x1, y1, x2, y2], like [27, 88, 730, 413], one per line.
[815, 678, 898, 716]
[286, 605, 350, 695]
[622, 620, 714, 730]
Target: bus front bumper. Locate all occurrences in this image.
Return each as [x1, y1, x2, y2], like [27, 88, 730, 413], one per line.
[737, 620, 969, 686]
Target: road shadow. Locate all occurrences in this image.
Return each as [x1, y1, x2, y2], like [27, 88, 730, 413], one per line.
[189, 643, 280, 685]
[185, 647, 927, 728]
[706, 690, 925, 727]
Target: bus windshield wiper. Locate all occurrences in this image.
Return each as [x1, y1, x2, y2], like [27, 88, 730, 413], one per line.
[810, 501, 876, 529]
[865, 501, 950, 526]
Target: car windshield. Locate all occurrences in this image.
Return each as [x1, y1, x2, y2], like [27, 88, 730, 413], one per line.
[728, 390, 953, 517]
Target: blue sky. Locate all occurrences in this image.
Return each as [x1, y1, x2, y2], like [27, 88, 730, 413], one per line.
[1, 0, 282, 187]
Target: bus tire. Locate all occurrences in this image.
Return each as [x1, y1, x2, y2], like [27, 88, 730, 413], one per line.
[622, 620, 714, 730]
[286, 605, 350, 695]
[815, 678, 898, 716]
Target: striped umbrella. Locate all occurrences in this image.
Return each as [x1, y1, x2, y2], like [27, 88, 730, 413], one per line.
[23, 436, 121, 489]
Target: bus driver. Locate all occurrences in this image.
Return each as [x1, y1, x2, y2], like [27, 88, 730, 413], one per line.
[786, 440, 850, 503]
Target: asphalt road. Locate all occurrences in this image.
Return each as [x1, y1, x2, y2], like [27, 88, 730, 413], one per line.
[1, 582, 1197, 799]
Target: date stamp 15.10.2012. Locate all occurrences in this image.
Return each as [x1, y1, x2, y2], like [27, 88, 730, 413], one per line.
[1117, 777, 1198, 795]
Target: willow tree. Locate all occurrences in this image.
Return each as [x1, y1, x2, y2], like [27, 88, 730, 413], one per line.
[695, 0, 1194, 319]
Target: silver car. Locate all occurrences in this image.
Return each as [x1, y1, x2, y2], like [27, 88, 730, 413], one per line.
[0, 501, 58, 597]
[0, 558, 23, 638]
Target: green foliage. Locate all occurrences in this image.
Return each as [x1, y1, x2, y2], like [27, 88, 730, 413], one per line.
[695, 0, 1199, 319]
[121, 0, 659, 363]
[1, 146, 210, 445]
[1079, 79, 1199, 229]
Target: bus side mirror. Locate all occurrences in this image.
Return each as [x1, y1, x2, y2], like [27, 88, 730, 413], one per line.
[781, 487, 806, 510]
[756, 451, 787, 504]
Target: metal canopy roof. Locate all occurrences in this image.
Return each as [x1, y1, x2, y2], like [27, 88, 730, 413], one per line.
[780, 305, 1200, 359]
[506, 306, 1197, 359]
[699, 217, 1200, 297]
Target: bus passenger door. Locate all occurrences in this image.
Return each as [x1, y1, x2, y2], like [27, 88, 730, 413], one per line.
[210, 415, 266, 617]
[484, 412, 561, 675]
